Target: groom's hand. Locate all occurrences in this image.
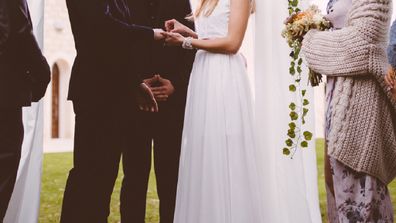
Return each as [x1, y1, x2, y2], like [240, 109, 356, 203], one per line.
[136, 83, 159, 112]
[165, 19, 187, 35]
[150, 75, 175, 102]
[154, 28, 166, 41]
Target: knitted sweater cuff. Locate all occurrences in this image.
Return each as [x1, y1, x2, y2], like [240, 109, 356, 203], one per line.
[302, 28, 369, 77]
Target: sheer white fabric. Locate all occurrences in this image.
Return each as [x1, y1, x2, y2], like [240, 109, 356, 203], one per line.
[253, 0, 322, 222]
[174, 0, 265, 222]
[4, 0, 44, 222]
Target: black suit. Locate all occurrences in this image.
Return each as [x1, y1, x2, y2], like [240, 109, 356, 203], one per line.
[0, 0, 50, 221]
[61, 0, 166, 222]
[121, 0, 194, 222]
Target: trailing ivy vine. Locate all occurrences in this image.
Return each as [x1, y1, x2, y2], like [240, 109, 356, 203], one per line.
[283, 0, 313, 157]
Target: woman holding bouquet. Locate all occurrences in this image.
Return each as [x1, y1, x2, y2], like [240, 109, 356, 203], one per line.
[162, 0, 264, 222]
[302, 0, 396, 222]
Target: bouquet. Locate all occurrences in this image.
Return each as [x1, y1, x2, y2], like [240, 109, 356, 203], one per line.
[282, 5, 331, 86]
[280, 4, 331, 157]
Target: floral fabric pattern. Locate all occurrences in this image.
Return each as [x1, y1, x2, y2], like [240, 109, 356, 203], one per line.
[326, 157, 394, 223]
[327, 0, 338, 13]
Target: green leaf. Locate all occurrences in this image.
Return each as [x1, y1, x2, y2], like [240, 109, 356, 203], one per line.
[303, 131, 313, 141]
[289, 67, 296, 75]
[289, 111, 298, 121]
[294, 47, 301, 59]
[298, 58, 303, 65]
[297, 66, 302, 74]
[289, 122, 296, 129]
[303, 99, 309, 106]
[302, 90, 307, 96]
[289, 84, 296, 92]
[301, 141, 308, 148]
[283, 148, 291, 156]
[303, 108, 309, 116]
[286, 139, 293, 147]
[289, 102, 296, 110]
[287, 130, 296, 138]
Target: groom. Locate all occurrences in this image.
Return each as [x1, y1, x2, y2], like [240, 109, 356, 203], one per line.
[61, 0, 164, 222]
[0, 0, 50, 220]
[121, 0, 195, 222]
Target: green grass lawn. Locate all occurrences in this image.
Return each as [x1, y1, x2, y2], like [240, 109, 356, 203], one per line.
[40, 140, 396, 223]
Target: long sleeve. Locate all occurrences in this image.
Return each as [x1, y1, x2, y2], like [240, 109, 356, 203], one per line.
[0, 0, 10, 56]
[387, 20, 396, 68]
[68, 0, 154, 43]
[301, 0, 391, 77]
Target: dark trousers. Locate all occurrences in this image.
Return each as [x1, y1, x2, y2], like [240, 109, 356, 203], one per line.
[0, 108, 23, 222]
[60, 103, 135, 223]
[120, 104, 184, 223]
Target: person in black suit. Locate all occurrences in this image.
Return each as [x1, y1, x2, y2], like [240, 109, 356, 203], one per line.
[0, 0, 50, 221]
[61, 0, 164, 222]
[120, 0, 194, 222]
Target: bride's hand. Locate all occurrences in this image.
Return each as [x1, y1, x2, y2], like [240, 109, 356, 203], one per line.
[165, 19, 198, 38]
[164, 32, 184, 46]
[165, 19, 187, 34]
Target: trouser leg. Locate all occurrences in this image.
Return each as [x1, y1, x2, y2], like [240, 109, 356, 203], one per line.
[0, 108, 23, 222]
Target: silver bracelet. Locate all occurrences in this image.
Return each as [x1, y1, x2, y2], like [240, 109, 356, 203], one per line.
[182, 37, 194, 50]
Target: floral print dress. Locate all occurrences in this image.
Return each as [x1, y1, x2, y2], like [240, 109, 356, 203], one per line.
[325, 1, 394, 222]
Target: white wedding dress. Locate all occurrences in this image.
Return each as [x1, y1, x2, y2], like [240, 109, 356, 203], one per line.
[173, 0, 264, 222]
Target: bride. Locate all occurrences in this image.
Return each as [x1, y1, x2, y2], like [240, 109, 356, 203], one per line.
[163, 0, 264, 222]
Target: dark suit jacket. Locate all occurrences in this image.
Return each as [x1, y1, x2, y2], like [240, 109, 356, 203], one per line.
[66, 0, 156, 106]
[0, 0, 50, 108]
[66, 0, 194, 108]
[127, 0, 195, 108]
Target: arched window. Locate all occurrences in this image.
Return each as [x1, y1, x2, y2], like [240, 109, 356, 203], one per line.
[51, 63, 60, 138]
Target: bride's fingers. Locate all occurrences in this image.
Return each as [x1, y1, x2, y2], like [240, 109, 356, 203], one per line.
[165, 20, 175, 31]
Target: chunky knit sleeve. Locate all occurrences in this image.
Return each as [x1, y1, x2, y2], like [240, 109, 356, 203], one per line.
[301, 0, 391, 77]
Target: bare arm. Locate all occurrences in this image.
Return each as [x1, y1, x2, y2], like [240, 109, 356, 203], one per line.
[165, 0, 251, 54]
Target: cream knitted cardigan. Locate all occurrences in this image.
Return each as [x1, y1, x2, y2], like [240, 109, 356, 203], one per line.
[302, 0, 396, 184]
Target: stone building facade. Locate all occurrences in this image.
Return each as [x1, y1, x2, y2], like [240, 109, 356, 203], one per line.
[42, 0, 75, 148]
